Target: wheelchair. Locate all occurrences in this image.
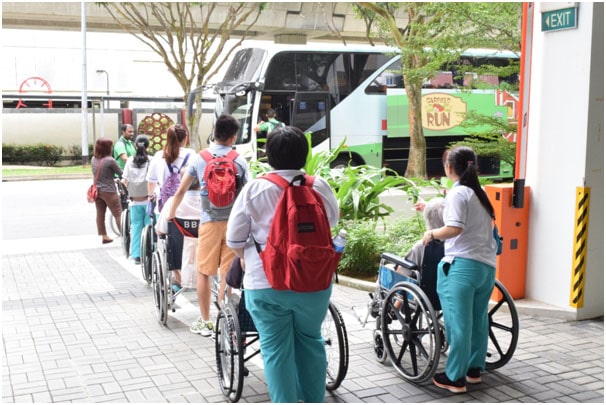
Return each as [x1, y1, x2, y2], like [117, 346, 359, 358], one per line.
[140, 201, 157, 285]
[214, 292, 349, 402]
[152, 218, 199, 325]
[364, 241, 519, 384]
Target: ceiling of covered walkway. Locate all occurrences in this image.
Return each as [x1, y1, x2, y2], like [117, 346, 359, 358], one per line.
[2, 2, 408, 44]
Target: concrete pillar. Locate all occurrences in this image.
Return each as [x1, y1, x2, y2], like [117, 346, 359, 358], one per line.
[525, 3, 603, 319]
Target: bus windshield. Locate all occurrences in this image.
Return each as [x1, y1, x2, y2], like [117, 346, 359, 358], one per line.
[216, 48, 266, 93]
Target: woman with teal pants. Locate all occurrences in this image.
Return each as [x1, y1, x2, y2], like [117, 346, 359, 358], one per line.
[421, 146, 499, 394]
[226, 126, 340, 402]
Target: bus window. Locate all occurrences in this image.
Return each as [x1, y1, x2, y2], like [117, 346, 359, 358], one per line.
[265, 53, 297, 90]
[365, 59, 404, 94]
[291, 92, 330, 148]
[224, 92, 254, 145]
[221, 48, 266, 85]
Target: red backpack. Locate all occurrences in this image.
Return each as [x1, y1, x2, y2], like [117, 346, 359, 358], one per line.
[200, 149, 240, 219]
[257, 173, 341, 292]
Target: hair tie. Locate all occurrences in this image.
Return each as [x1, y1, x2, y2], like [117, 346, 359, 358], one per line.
[137, 142, 146, 148]
[467, 160, 474, 167]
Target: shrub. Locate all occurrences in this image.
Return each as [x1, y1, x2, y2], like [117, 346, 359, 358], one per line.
[2, 143, 64, 166]
[337, 215, 428, 279]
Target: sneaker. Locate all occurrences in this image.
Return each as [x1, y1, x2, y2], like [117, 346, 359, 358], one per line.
[433, 372, 466, 394]
[171, 283, 182, 294]
[190, 319, 214, 337]
[134, 257, 141, 265]
[466, 368, 482, 384]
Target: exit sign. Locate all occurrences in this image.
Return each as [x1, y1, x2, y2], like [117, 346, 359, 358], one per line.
[542, 7, 578, 32]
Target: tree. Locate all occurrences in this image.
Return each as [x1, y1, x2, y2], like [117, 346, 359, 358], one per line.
[354, 2, 521, 178]
[100, 2, 265, 149]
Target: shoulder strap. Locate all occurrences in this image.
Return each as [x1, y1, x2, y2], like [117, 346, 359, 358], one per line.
[261, 173, 314, 189]
[94, 158, 105, 185]
[261, 173, 290, 189]
[200, 149, 213, 162]
[171, 218, 197, 238]
[179, 153, 190, 169]
[226, 149, 239, 161]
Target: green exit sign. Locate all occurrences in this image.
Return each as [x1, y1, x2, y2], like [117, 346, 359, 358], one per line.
[542, 7, 578, 32]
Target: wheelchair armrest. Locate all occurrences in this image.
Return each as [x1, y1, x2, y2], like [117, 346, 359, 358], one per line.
[381, 252, 419, 270]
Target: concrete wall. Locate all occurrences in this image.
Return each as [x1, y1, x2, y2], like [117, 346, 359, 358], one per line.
[525, 3, 603, 319]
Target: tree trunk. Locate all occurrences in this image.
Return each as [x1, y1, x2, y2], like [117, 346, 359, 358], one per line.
[404, 81, 427, 178]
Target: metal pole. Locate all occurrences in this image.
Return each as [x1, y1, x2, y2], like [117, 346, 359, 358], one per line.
[96, 70, 109, 109]
[80, 1, 89, 166]
[99, 100, 105, 138]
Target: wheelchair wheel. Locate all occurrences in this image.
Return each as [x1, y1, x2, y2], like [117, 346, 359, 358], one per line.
[105, 210, 121, 238]
[373, 324, 388, 363]
[120, 208, 130, 258]
[485, 279, 519, 370]
[140, 225, 154, 285]
[152, 250, 168, 325]
[381, 282, 440, 383]
[215, 302, 244, 403]
[324, 302, 349, 391]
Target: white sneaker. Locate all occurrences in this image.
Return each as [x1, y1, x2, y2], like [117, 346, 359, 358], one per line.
[190, 318, 214, 337]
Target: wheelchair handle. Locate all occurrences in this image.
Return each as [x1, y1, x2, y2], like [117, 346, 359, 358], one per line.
[381, 252, 419, 270]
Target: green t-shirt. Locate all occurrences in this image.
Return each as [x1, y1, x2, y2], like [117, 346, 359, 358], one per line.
[113, 137, 136, 170]
[259, 118, 285, 134]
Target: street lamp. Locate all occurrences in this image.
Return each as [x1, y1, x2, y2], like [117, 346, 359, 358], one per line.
[96, 69, 109, 109]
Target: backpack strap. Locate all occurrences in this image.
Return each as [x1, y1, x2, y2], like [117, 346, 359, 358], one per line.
[200, 149, 212, 162]
[262, 173, 314, 189]
[179, 153, 190, 169]
[200, 149, 239, 162]
[167, 153, 191, 173]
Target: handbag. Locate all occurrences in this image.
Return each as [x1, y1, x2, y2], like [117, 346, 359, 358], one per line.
[226, 256, 244, 288]
[87, 158, 104, 203]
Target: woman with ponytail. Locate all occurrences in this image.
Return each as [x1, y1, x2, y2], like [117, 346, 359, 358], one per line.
[421, 146, 498, 394]
[122, 135, 152, 264]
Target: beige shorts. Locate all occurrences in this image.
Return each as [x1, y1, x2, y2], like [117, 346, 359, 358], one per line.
[196, 221, 235, 277]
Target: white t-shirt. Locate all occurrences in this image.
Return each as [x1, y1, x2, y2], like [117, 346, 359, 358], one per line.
[443, 184, 497, 267]
[226, 170, 339, 290]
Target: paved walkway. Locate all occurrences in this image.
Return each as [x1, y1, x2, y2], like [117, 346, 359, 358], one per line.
[2, 237, 603, 403]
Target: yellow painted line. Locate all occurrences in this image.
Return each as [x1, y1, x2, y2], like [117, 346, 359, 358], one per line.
[569, 187, 590, 308]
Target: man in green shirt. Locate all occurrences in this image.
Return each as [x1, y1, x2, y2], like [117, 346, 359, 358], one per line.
[113, 124, 136, 170]
[254, 108, 285, 134]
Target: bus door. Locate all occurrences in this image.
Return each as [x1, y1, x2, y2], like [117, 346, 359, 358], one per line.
[291, 91, 331, 150]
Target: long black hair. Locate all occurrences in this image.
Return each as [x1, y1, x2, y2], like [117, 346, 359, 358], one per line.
[133, 135, 150, 168]
[446, 146, 495, 219]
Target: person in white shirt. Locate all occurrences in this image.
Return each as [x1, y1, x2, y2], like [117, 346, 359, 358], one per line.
[156, 171, 202, 291]
[226, 126, 339, 403]
[421, 146, 498, 394]
[146, 124, 195, 211]
[122, 135, 151, 264]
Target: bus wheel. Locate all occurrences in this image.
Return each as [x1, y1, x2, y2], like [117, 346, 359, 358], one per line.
[331, 157, 356, 170]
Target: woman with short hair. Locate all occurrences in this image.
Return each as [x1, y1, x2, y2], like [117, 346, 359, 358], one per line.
[91, 137, 123, 244]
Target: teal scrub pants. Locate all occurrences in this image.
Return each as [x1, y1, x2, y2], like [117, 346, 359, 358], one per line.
[245, 286, 332, 403]
[437, 257, 496, 381]
[129, 204, 151, 259]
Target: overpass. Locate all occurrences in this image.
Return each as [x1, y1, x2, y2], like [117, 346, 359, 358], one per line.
[2, 2, 408, 44]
